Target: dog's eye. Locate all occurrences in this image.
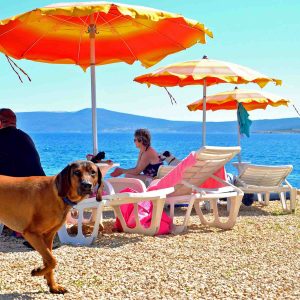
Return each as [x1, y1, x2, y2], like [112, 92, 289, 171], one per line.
[90, 170, 96, 177]
[74, 170, 81, 176]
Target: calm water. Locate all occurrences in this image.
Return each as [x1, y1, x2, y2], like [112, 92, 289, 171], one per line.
[31, 132, 300, 187]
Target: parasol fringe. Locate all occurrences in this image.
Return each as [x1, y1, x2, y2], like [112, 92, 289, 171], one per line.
[5, 55, 31, 83]
[292, 104, 300, 117]
[163, 87, 177, 105]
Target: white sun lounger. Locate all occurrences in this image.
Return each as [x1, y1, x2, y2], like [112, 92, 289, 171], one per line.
[57, 181, 114, 245]
[106, 146, 244, 234]
[234, 164, 297, 212]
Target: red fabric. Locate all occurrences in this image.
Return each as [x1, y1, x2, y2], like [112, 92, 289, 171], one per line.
[199, 167, 226, 188]
[113, 188, 171, 235]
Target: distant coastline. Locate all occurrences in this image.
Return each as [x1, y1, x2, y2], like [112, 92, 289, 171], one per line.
[255, 129, 300, 134]
[16, 108, 300, 134]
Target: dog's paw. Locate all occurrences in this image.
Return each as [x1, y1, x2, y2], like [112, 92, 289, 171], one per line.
[50, 285, 68, 294]
[31, 267, 42, 276]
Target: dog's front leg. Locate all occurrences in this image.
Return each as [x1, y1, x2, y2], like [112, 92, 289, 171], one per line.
[42, 231, 67, 294]
[22, 232, 57, 276]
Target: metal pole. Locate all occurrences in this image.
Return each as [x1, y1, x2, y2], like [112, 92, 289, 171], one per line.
[89, 15, 98, 155]
[236, 102, 242, 163]
[202, 78, 207, 146]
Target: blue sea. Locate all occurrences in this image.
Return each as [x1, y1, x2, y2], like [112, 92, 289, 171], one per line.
[31, 132, 300, 187]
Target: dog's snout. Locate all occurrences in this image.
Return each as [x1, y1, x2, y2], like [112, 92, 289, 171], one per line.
[81, 181, 92, 190]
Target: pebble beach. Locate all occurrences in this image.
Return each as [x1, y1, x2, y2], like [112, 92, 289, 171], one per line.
[0, 200, 299, 300]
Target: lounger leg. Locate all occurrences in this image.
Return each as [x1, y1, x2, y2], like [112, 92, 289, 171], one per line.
[257, 193, 266, 205]
[171, 196, 196, 234]
[111, 203, 144, 234]
[279, 192, 287, 211]
[227, 198, 231, 213]
[290, 189, 297, 213]
[169, 203, 175, 220]
[194, 194, 243, 230]
[194, 199, 209, 225]
[0, 223, 3, 236]
[149, 199, 166, 235]
[264, 192, 270, 206]
[112, 198, 165, 236]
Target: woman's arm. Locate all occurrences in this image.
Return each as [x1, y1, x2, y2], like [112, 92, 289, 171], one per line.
[111, 152, 151, 177]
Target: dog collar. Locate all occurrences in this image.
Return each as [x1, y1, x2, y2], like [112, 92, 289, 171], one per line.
[62, 197, 77, 207]
[168, 157, 176, 165]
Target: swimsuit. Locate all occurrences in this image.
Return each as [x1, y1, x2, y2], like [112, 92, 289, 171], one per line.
[142, 162, 163, 177]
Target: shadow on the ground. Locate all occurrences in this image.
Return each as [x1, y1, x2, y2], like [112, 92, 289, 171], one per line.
[0, 238, 34, 254]
[0, 291, 46, 299]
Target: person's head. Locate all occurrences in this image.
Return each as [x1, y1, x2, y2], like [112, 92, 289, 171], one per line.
[0, 108, 16, 129]
[134, 128, 151, 149]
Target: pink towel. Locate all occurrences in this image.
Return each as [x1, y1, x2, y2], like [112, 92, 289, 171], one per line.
[113, 188, 172, 235]
[148, 151, 226, 191]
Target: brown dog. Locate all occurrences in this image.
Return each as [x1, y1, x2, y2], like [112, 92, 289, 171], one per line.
[0, 160, 103, 294]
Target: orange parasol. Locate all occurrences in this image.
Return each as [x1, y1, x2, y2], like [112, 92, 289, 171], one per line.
[0, 2, 212, 154]
[134, 56, 281, 146]
[187, 87, 290, 161]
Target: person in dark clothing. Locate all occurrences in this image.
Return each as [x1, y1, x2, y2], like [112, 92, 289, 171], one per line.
[0, 108, 47, 248]
[0, 108, 45, 177]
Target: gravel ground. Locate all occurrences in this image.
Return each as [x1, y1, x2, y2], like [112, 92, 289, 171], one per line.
[0, 200, 299, 300]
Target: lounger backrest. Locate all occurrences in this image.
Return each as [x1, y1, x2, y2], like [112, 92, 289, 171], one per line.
[154, 146, 240, 197]
[157, 166, 175, 179]
[238, 164, 293, 187]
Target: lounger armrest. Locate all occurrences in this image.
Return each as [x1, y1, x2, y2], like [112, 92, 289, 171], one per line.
[103, 187, 174, 202]
[106, 177, 147, 193]
[73, 197, 109, 209]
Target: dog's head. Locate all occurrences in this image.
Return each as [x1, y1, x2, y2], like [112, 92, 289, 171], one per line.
[158, 150, 172, 161]
[91, 151, 105, 163]
[55, 160, 103, 203]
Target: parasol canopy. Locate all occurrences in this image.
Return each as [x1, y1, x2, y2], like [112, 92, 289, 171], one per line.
[0, 2, 213, 154]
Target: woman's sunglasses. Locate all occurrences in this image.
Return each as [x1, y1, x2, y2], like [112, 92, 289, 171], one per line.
[134, 138, 142, 142]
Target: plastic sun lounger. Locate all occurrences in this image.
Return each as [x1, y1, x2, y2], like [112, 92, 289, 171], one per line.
[234, 164, 297, 212]
[106, 146, 244, 234]
[57, 181, 114, 245]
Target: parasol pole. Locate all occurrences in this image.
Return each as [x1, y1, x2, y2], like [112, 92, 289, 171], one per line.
[202, 78, 207, 146]
[89, 14, 98, 155]
[201, 55, 209, 146]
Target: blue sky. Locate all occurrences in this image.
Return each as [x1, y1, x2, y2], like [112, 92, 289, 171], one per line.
[0, 0, 299, 121]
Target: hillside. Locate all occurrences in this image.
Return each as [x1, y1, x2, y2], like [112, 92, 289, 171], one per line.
[16, 108, 300, 134]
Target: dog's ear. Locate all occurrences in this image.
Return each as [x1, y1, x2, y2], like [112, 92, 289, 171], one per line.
[55, 164, 71, 197]
[163, 151, 171, 157]
[100, 151, 105, 160]
[96, 166, 103, 202]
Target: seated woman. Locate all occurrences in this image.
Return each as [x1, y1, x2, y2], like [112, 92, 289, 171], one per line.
[110, 128, 162, 185]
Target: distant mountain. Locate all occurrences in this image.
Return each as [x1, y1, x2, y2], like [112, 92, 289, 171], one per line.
[16, 108, 300, 134]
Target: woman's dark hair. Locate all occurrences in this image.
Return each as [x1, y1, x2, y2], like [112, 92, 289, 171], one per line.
[134, 128, 151, 149]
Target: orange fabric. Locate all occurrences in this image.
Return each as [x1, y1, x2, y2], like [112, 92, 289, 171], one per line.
[187, 88, 289, 112]
[134, 58, 281, 88]
[0, 2, 212, 70]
